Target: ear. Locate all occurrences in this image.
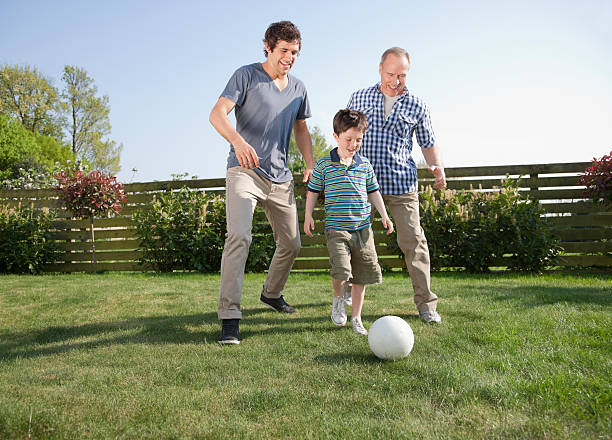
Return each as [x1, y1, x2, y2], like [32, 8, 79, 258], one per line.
[379, 63, 383, 76]
[264, 42, 271, 55]
[333, 133, 340, 143]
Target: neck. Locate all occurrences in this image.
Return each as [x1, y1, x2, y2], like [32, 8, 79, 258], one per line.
[261, 60, 287, 81]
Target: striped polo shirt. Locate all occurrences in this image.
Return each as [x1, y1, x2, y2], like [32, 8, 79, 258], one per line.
[307, 147, 380, 231]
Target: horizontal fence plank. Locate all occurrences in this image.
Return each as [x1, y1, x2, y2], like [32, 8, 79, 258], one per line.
[557, 228, 612, 241]
[124, 178, 226, 193]
[555, 255, 612, 267]
[549, 214, 612, 228]
[58, 239, 141, 252]
[58, 250, 143, 262]
[44, 262, 143, 272]
[51, 217, 135, 229]
[560, 241, 612, 253]
[541, 201, 604, 214]
[49, 229, 138, 240]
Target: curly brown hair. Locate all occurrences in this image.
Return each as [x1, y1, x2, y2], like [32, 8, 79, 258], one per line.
[333, 109, 367, 135]
[263, 21, 302, 57]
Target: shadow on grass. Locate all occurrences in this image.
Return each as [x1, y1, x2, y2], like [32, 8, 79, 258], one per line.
[491, 285, 612, 308]
[0, 302, 330, 362]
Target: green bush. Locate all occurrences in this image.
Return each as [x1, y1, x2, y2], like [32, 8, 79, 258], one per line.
[389, 178, 560, 273]
[132, 187, 274, 273]
[0, 205, 58, 274]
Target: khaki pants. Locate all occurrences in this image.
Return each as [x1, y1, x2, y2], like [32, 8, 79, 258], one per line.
[218, 167, 301, 320]
[383, 192, 438, 313]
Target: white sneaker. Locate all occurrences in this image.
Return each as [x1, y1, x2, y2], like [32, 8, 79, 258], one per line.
[350, 316, 368, 335]
[419, 310, 442, 324]
[331, 296, 347, 326]
[343, 283, 352, 306]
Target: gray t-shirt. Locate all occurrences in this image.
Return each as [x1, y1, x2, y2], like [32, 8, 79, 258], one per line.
[221, 63, 311, 183]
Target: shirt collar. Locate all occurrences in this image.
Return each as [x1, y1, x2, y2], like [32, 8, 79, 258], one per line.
[330, 147, 364, 166]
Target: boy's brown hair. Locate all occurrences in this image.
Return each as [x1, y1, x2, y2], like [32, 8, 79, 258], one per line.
[333, 109, 367, 135]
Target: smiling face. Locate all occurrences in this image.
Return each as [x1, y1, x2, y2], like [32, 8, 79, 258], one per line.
[334, 127, 364, 161]
[264, 39, 300, 78]
[379, 53, 410, 97]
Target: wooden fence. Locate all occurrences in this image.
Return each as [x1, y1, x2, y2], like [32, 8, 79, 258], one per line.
[1, 161, 610, 272]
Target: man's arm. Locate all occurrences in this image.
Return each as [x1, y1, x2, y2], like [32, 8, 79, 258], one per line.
[209, 96, 260, 169]
[421, 145, 446, 189]
[293, 119, 315, 183]
[304, 190, 319, 237]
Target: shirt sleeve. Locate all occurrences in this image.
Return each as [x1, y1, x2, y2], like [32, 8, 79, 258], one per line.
[365, 163, 380, 193]
[220, 66, 250, 107]
[307, 159, 325, 193]
[415, 103, 436, 149]
[296, 85, 311, 120]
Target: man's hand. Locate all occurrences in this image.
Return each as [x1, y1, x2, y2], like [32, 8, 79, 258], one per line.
[304, 215, 315, 237]
[302, 167, 313, 183]
[428, 165, 447, 189]
[233, 140, 260, 169]
[381, 217, 394, 235]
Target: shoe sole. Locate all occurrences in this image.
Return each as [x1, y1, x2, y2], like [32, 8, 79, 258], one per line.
[218, 339, 240, 345]
[331, 317, 347, 327]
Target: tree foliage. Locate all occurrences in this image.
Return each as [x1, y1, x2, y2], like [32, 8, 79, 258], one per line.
[0, 113, 74, 182]
[0, 64, 62, 138]
[288, 125, 332, 173]
[60, 65, 122, 174]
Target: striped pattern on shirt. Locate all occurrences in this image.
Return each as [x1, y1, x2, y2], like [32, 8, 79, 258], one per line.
[307, 148, 380, 231]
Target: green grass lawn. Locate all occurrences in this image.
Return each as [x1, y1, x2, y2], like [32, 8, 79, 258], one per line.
[0, 272, 610, 439]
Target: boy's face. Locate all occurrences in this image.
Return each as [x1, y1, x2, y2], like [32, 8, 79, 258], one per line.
[265, 40, 300, 76]
[333, 127, 364, 160]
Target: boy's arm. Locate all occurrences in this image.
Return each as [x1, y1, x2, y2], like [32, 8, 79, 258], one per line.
[304, 191, 319, 237]
[368, 190, 394, 234]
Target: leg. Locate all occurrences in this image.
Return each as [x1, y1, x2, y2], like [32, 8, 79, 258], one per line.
[218, 168, 261, 320]
[326, 229, 351, 327]
[261, 180, 301, 299]
[350, 283, 365, 319]
[384, 193, 438, 314]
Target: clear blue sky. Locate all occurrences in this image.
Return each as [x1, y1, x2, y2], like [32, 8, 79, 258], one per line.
[2, 0, 611, 183]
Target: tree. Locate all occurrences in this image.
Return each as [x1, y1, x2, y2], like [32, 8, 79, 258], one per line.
[288, 125, 332, 173]
[0, 113, 74, 183]
[0, 64, 62, 138]
[60, 65, 122, 174]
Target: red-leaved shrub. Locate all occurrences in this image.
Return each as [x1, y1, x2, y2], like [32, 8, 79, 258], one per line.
[579, 151, 612, 207]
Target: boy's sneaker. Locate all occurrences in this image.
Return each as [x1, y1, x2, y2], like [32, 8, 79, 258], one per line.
[218, 319, 240, 345]
[350, 316, 368, 335]
[260, 293, 296, 313]
[419, 310, 442, 324]
[331, 296, 347, 326]
[343, 283, 352, 306]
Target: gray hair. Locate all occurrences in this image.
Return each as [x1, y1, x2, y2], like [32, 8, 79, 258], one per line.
[380, 47, 410, 64]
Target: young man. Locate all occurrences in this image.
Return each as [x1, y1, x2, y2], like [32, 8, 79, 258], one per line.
[304, 109, 393, 335]
[209, 21, 314, 344]
[347, 47, 446, 324]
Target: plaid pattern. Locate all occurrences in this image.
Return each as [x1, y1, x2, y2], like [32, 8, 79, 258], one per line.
[308, 148, 379, 231]
[347, 83, 436, 194]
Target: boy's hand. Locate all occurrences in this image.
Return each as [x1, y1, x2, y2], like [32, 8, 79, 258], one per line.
[382, 217, 394, 235]
[304, 216, 315, 237]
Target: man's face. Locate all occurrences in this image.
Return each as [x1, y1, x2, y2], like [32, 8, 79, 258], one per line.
[333, 127, 364, 160]
[265, 40, 300, 76]
[378, 53, 410, 97]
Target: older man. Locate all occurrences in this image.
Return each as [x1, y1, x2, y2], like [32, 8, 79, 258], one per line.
[209, 21, 314, 344]
[347, 47, 446, 323]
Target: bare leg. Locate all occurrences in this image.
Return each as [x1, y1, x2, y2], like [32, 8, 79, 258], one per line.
[350, 283, 365, 319]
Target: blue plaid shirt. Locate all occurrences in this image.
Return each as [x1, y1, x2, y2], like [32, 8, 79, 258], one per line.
[347, 83, 436, 194]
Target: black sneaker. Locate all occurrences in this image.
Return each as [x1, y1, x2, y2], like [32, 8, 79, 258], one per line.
[260, 294, 296, 313]
[218, 319, 241, 345]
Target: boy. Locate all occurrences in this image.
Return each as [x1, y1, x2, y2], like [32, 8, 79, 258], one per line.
[304, 109, 393, 335]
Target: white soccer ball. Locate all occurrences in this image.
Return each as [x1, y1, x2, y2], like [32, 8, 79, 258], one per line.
[368, 315, 414, 360]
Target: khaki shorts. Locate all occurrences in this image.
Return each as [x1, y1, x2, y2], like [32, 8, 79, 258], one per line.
[325, 227, 382, 285]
